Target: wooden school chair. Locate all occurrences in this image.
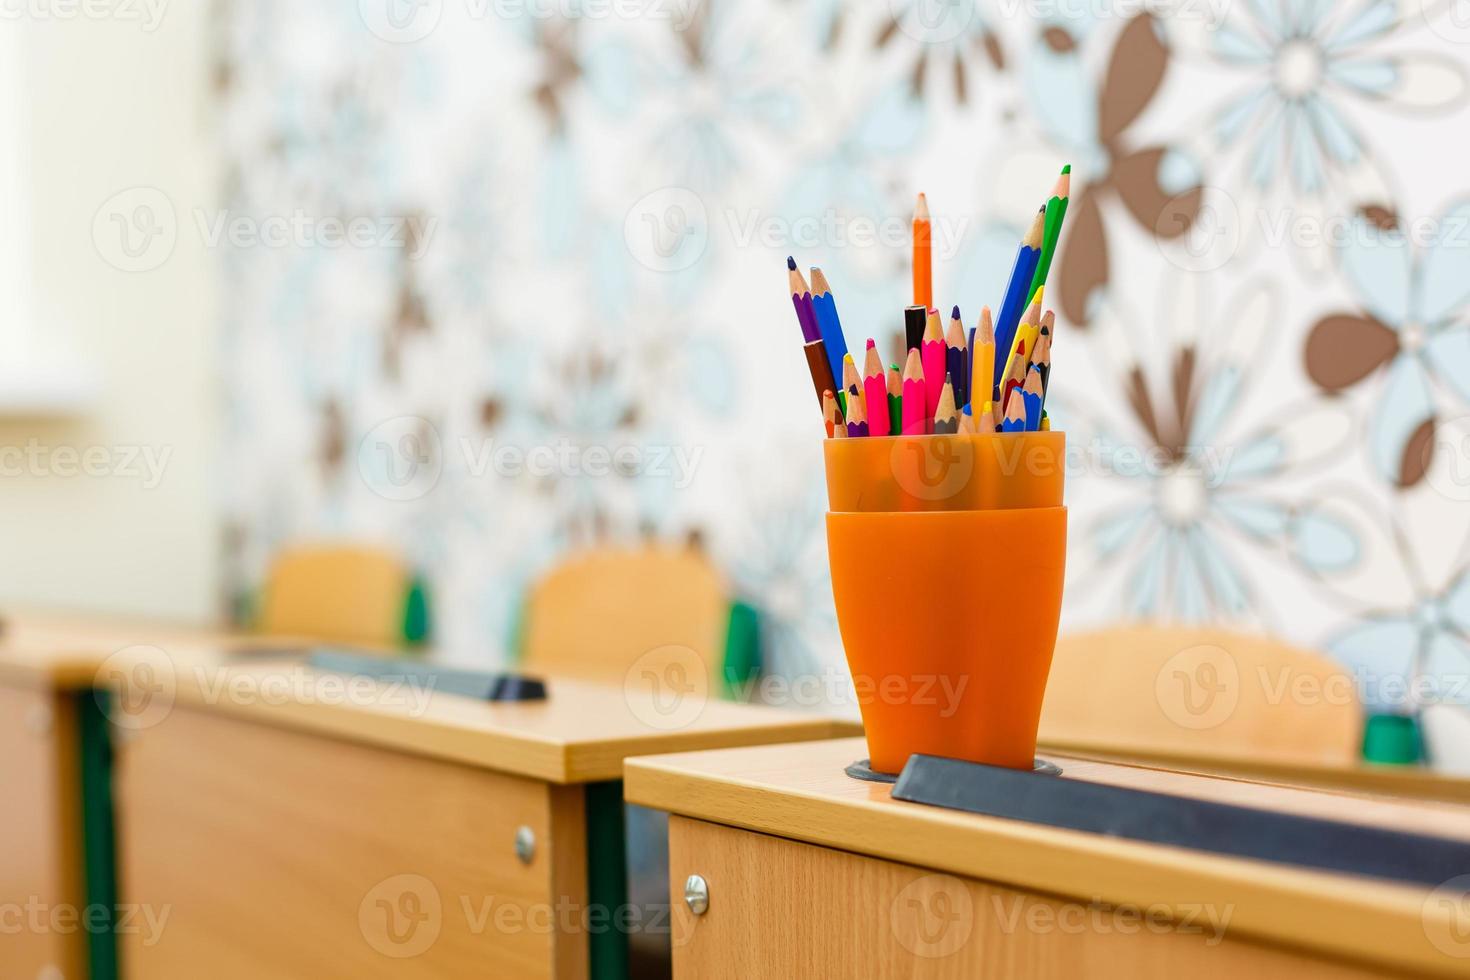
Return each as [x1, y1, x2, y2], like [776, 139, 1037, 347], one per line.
[256, 544, 428, 649]
[518, 544, 759, 698]
[1039, 626, 1362, 772]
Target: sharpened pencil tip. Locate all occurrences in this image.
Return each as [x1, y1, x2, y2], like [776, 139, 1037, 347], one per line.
[951, 305, 961, 319]
[866, 338, 876, 349]
[786, 255, 797, 270]
[1061, 164, 1071, 174]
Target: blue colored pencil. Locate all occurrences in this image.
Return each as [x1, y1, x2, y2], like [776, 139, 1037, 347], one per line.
[1001, 394, 1027, 433]
[1021, 367, 1044, 430]
[810, 267, 849, 384]
[944, 305, 968, 412]
[992, 207, 1045, 391]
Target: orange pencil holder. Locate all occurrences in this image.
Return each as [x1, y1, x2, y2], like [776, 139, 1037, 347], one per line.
[825, 432, 1067, 774]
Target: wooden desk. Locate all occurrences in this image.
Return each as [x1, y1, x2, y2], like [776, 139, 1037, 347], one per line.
[626, 738, 1470, 979]
[109, 652, 857, 980]
[0, 610, 206, 980]
[0, 612, 301, 980]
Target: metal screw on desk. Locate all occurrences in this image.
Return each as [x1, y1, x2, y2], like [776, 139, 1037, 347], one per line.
[683, 874, 709, 915]
[514, 826, 536, 864]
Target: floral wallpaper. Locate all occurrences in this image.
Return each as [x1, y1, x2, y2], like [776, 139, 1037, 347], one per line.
[213, 0, 1470, 718]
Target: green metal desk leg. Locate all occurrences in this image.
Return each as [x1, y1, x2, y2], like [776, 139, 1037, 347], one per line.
[74, 692, 119, 980]
[585, 780, 628, 980]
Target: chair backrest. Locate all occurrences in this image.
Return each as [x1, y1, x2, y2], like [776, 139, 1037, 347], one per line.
[258, 544, 410, 649]
[520, 546, 729, 689]
[1039, 626, 1362, 769]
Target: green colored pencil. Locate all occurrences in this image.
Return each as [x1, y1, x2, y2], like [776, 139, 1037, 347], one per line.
[886, 363, 903, 436]
[1027, 165, 1071, 303]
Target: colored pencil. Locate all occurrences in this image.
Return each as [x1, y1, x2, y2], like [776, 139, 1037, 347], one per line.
[1002, 388, 1027, 433]
[846, 380, 869, 437]
[1036, 312, 1054, 398]
[972, 305, 996, 411]
[999, 338, 1028, 413]
[901, 348, 927, 435]
[841, 351, 862, 420]
[827, 390, 847, 438]
[803, 340, 836, 407]
[904, 305, 927, 355]
[788, 257, 819, 342]
[945, 305, 968, 411]
[863, 340, 891, 437]
[792, 171, 1070, 448]
[810, 267, 850, 383]
[999, 294, 1043, 408]
[993, 207, 1045, 390]
[922, 308, 945, 421]
[842, 352, 861, 401]
[1021, 366, 1044, 431]
[912, 193, 932, 310]
[1028, 166, 1071, 304]
[886, 363, 903, 435]
[933, 373, 959, 434]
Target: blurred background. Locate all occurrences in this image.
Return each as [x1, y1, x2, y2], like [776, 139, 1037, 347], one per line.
[3, 0, 1470, 737]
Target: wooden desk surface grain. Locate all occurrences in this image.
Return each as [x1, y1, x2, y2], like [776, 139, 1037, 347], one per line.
[625, 738, 1470, 979]
[0, 610, 300, 689]
[105, 650, 858, 784]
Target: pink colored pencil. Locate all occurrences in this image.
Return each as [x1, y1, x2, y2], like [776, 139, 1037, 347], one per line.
[921, 307, 945, 421]
[902, 348, 927, 435]
[862, 340, 890, 437]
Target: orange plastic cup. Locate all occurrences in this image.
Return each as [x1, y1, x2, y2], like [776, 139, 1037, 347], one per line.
[825, 432, 1067, 773]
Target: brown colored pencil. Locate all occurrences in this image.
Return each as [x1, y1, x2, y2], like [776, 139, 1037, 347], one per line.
[804, 340, 837, 407]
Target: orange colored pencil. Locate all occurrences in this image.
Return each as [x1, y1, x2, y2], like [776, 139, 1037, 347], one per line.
[912, 193, 932, 309]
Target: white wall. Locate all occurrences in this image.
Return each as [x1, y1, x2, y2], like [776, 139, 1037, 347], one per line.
[0, 5, 217, 621]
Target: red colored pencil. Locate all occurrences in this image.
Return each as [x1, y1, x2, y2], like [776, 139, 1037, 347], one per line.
[902, 348, 927, 435]
[922, 307, 945, 421]
[863, 340, 890, 437]
[1000, 338, 1027, 413]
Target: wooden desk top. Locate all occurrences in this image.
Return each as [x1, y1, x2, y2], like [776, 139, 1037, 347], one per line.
[108, 650, 858, 785]
[626, 738, 1470, 979]
[0, 610, 281, 690]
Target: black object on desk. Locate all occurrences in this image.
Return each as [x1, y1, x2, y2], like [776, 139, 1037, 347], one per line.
[891, 753, 1470, 888]
[306, 649, 548, 702]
